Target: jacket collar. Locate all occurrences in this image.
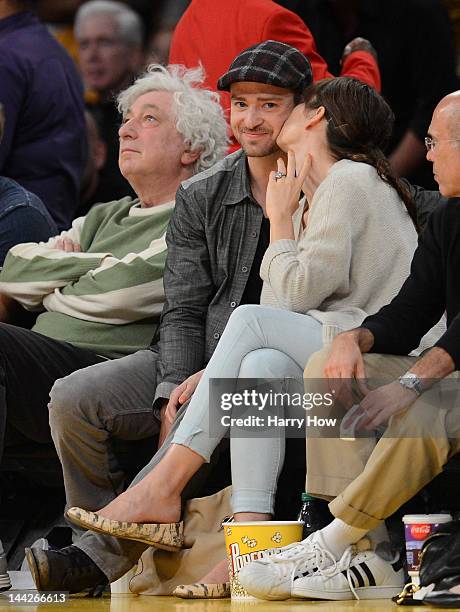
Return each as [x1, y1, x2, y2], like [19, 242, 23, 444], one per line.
[222, 150, 257, 206]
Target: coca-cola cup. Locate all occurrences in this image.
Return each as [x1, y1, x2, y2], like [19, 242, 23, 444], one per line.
[402, 514, 452, 584]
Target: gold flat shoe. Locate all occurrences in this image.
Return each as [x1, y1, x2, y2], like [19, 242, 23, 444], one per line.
[65, 507, 183, 551]
[173, 582, 230, 599]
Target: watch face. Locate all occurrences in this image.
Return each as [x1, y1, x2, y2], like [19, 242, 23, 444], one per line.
[399, 374, 422, 395]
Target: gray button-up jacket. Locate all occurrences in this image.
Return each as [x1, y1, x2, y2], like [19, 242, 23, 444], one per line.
[154, 149, 264, 402]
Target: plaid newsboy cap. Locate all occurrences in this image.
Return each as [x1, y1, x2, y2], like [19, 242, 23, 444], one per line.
[217, 40, 312, 93]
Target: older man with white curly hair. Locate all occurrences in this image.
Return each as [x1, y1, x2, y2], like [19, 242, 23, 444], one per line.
[0, 61, 227, 586]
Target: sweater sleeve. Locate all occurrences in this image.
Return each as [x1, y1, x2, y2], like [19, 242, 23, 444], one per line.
[0, 216, 108, 309]
[362, 206, 446, 355]
[260, 175, 353, 313]
[41, 235, 167, 324]
[435, 313, 460, 369]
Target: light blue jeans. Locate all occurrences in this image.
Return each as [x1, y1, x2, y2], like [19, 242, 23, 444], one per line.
[172, 305, 323, 514]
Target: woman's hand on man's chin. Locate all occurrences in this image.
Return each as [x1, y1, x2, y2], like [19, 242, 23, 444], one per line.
[265, 150, 311, 223]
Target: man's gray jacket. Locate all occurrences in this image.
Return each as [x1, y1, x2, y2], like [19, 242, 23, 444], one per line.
[153, 149, 265, 403]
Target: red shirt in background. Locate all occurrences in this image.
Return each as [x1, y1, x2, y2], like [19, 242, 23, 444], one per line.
[169, 0, 381, 151]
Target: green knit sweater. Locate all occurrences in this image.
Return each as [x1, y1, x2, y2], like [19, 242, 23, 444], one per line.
[0, 197, 174, 357]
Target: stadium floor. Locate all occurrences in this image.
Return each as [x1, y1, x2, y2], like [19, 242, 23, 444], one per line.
[0, 593, 436, 611]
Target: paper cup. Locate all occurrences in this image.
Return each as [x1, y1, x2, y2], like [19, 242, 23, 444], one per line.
[223, 520, 303, 600]
[403, 514, 452, 584]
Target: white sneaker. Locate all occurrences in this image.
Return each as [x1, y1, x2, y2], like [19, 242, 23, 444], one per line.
[291, 544, 404, 601]
[0, 539, 11, 592]
[238, 531, 327, 601]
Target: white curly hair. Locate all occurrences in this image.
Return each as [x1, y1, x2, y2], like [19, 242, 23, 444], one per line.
[117, 64, 229, 174]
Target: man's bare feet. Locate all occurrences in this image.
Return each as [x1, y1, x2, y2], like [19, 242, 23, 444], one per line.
[197, 558, 229, 584]
[96, 479, 181, 525]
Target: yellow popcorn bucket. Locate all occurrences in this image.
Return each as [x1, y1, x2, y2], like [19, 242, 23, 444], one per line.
[223, 520, 303, 600]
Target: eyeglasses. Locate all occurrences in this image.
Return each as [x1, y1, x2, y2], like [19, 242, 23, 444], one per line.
[424, 136, 460, 151]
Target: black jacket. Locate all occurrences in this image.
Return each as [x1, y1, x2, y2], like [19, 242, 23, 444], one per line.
[363, 198, 460, 368]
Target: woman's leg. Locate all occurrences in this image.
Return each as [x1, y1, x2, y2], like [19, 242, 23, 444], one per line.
[93, 443, 204, 522]
[231, 316, 323, 518]
[198, 333, 323, 586]
[171, 306, 322, 458]
[94, 306, 322, 522]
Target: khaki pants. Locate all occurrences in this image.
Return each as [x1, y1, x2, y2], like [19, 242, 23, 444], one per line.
[304, 348, 460, 530]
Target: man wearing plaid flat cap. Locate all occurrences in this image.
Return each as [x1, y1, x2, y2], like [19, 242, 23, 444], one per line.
[216, 40, 311, 168]
[218, 40, 312, 94]
[27, 42, 318, 593]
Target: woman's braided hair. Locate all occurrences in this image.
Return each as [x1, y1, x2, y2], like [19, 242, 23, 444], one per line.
[301, 77, 419, 230]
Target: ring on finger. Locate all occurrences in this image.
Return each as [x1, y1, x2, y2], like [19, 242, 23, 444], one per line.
[274, 171, 287, 181]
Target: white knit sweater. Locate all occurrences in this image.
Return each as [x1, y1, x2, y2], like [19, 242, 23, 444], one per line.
[261, 159, 444, 349]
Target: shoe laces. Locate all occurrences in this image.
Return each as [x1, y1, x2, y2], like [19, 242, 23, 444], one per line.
[343, 550, 361, 601]
[272, 541, 312, 561]
[261, 541, 317, 583]
[290, 542, 338, 586]
[314, 546, 361, 601]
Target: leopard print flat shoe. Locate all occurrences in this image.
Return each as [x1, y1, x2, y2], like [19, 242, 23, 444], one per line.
[173, 582, 231, 599]
[65, 507, 183, 551]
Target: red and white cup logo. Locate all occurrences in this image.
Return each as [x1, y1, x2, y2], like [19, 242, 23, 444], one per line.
[410, 524, 431, 540]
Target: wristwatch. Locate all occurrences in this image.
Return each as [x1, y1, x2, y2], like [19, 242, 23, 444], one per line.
[398, 371, 423, 396]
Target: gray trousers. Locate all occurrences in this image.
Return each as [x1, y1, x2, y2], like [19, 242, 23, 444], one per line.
[49, 350, 232, 580]
[49, 350, 161, 514]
